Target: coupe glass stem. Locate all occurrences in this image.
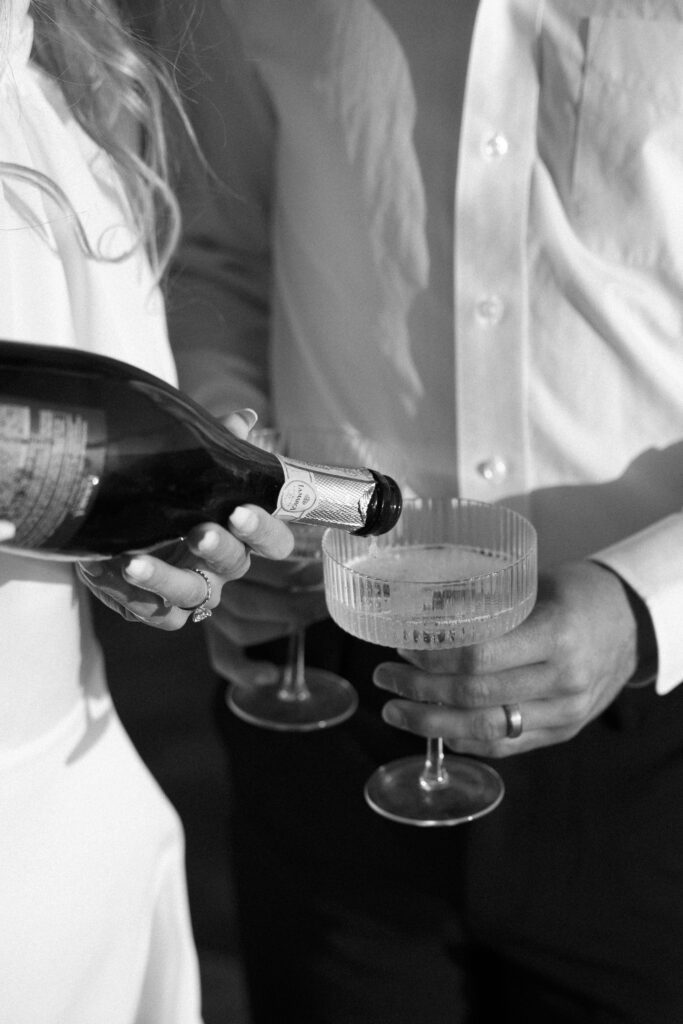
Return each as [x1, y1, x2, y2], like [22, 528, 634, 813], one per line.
[419, 737, 450, 791]
[278, 628, 311, 703]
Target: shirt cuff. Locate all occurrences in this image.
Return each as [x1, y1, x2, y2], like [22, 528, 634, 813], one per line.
[591, 513, 683, 695]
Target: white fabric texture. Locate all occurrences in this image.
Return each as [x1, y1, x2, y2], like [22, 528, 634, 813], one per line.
[171, 0, 683, 694]
[0, 701, 201, 1024]
[0, 4, 202, 1021]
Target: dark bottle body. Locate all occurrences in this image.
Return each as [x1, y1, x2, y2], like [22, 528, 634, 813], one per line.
[0, 342, 402, 559]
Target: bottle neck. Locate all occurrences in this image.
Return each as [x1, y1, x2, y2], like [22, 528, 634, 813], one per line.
[275, 456, 401, 535]
[355, 472, 403, 536]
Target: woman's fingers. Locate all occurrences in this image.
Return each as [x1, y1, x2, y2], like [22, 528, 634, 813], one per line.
[77, 505, 294, 630]
[224, 505, 294, 562]
[222, 408, 259, 440]
[0, 521, 15, 542]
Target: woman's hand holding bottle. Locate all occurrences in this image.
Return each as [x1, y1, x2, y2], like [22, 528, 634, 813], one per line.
[77, 502, 295, 630]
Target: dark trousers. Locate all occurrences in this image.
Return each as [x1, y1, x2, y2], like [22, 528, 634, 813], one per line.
[216, 619, 683, 1023]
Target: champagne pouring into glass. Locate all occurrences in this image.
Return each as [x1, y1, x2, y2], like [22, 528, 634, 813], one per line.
[323, 496, 537, 826]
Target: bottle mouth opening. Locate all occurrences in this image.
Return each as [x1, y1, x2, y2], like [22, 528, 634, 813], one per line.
[354, 472, 403, 537]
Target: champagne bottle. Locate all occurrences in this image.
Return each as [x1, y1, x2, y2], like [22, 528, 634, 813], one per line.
[0, 341, 402, 560]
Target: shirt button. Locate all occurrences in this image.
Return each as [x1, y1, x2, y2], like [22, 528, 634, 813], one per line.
[475, 295, 504, 326]
[482, 132, 509, 159]
[477, 457, 508, 482]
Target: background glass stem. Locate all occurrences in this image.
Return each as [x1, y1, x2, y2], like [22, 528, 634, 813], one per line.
[278, 629, 311, 702]
[420, 737, 449, 790]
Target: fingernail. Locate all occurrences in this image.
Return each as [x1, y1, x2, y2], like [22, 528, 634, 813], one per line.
[126, 557, 153, 582]
[382, 705, 405, 729]
[0, 521, 15, 541]
[236, 408, 259, 431]
[197, 529, 220, 554]
[229, 506, 258, 536]
[373, 666, 390, 687]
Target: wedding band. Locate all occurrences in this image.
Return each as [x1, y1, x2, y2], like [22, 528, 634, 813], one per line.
[503, 703, 523, 739]
[186, 568, 213, 623]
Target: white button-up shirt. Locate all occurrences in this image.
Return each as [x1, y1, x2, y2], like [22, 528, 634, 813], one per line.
[171, 0, 683, 693]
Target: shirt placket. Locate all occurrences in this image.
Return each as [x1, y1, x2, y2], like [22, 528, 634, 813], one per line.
[454, 0, 541, 506]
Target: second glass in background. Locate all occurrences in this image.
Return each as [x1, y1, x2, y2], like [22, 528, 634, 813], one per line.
[227, 425, 402, 731]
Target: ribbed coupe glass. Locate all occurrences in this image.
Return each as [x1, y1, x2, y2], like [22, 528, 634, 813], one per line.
[322, 497, 537, 825]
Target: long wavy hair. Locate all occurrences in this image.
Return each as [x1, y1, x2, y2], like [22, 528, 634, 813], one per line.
[5, 0, 192, 277]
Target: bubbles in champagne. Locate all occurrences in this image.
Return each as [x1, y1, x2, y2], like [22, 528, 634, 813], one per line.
[349, 544, 501, 583]
[328, 543, 531, 649]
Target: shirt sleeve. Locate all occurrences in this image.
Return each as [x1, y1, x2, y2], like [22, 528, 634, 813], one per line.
[591, 512, 683, 695]
[158, 0, 276, 423]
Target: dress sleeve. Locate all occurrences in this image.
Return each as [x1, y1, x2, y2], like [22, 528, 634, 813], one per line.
[591, 512, 683, 695]
[159, 0, 276, 423]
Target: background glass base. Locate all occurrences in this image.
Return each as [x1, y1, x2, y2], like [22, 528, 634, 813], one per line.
[226, 670, 358, 732]
[364, 754, 504, 826]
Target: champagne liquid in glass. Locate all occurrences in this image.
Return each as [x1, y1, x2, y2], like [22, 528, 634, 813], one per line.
[329, 543, 532, 650]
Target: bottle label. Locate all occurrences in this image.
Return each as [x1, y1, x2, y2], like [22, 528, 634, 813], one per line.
[275, 455, 375, 529]
[0, 399, 105, 552]
[275, 459, 321, 520]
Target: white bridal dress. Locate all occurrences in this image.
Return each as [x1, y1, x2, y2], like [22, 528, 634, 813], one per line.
[0, 4, 203, 1022]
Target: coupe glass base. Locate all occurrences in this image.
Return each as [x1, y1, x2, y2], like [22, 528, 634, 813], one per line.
[226, 670, 358, 732]
[364, 754, 505, 826]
